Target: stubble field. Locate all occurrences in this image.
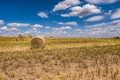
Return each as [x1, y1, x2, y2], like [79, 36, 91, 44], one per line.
[0, 37, 120, 80]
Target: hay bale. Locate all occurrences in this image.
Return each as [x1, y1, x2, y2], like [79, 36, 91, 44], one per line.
[17, 34, 24, 41]
[31, 36, 45, 49]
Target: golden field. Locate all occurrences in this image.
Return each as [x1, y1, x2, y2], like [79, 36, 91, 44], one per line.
[0, 36, 120, 80]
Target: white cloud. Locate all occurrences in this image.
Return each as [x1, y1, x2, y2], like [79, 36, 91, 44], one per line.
[32, 28, 37, 31]
[7, 23, 30, 27]
[60, 26, 72, 30]
[45, 26, 51, 29]
[53, 0, 80, 11]
[21, 20, 120, 38]
[0, 26, 8, 31]
[108, 20, 120, 27]
[111, 9, 120, 19]
[43, 20, 120, 37]
[85, 15, 105, 22]
[61, 4, 101, 18]
[86, 0, 118, 4]
[52, 26, 72, 31]
[28, 24, 44, 35]
[24, 27, 41, 36]
[49, 26, 72, 37]
[10, 28, 19, 31]
[0, 20, 4, 25]
[32, 24, 43, 28]
[37, 12, 48, 18]
[0, 26, 20, 32]
[104, 10, 112, 16]
[81, 20, 120, 37]
[85, 20, 120, 28]
[74, 29, 82, 32]
[0, 26, 21, 36]
[57, 21, 78, 26]
[85, 23, 106, 28]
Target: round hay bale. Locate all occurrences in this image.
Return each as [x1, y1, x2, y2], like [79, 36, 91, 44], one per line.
[31, 36, 45, 49]
[17, 34, 24, 41]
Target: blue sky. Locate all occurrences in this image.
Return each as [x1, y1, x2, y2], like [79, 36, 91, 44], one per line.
[0, 0, 120, 37]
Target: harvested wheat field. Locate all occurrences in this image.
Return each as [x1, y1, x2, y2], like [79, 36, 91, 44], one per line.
[0, 36, 120, 80]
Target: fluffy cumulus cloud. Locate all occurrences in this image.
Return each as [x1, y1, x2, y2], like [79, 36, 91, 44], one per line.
[49, 26, 72, 37]
[24, 27, 41, 36]
[74, 20, 120, 38]
[57, 21, 78, 26]
[24, 24, 46, 35]
[0, 26, 21, 36]
[52, 26, 72, 31]
[7, 23, 30, 27]
[0, 27, 19, 32]
[85, 20, 120, 28]
[85, 0, 118, 4]
[32, 24, 43, 28]
[45, 26, 51, 29]
[111, 9, 120, 19]
[0, 26, 9, 36]
[60, 26, 72, 30]
[37, 12, 48, 18]
[61, 4, 101, 18]
[0, 20, 4, 25]
[0, 26, 8, 31]
[24, 24, 44, 35]
[0, 21, 46, 36]
[10, 28, 19, 32]
[74, 29, 81, 32]
[85, 15, 105, 22]
[53, 0, 80, 11]
[85, 23, 106, 28]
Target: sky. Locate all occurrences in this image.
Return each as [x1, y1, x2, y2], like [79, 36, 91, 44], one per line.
[0, 0, 120, 38]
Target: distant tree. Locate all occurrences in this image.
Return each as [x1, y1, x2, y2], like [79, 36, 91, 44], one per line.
[113, 36, 120, 39]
